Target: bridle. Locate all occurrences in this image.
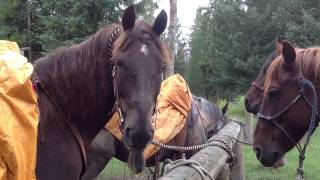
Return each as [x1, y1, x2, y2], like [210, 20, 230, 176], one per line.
[106, 27, 126, 129]
[257, 77, 319, 179]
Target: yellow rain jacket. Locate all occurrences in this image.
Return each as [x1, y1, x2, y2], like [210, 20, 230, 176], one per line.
[106, 74, 192, 159]
[0, 41, 38, 180]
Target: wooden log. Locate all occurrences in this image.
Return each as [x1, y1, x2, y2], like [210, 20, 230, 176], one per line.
[244, 111, 253, 143]
[216, 164, 230, 180]
[230, 128, 245, 180]
[159, 120, 241, 180]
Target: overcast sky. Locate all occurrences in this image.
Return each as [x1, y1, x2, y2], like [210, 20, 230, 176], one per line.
[154, 0, 210, 37]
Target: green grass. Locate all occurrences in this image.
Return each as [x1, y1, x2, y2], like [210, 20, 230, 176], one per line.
[98, 159, 130, 178]
[101, 96, 320, 179]
[244, 130, 320, 180]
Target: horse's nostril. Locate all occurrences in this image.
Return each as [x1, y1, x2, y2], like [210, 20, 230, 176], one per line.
[254, 146, 262, 159]
[245, 98, 249, 106]
[253, 104, 259, 113]
[272, 151, 280, 160]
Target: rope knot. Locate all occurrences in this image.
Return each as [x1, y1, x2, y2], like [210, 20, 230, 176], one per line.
[299, 154, 305, 161]
[296, 167, 304, 178]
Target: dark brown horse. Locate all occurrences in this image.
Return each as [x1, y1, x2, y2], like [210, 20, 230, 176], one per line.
[253, 41, 320, 167]
[81, 96, 227, 180]
[33, 5, 168, 180]
[245, 37, 283, 114]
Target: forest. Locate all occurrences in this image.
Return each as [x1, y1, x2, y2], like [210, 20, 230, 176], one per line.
[1, 0, 320, 100]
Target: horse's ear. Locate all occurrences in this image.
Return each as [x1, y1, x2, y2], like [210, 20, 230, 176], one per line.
[276, 37, 283, 56]
[152, 10, 167, 35]
[282, 41, 296, 64]
[122, 5, 136, 31]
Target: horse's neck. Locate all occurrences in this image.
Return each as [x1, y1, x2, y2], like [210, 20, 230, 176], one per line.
[37, 44, 115, 146]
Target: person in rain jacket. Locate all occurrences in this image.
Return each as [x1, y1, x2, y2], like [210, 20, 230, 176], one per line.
[0, 40, 38, 180]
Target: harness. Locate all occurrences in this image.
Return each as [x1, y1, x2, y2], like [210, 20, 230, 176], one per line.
[32, 26, 122, 178]
[257, 77, 320, 179]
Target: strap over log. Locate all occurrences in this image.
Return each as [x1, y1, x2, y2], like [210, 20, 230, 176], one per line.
[159, 120, 241, 180]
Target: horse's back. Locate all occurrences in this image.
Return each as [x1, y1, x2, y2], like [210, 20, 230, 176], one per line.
[193, 96, 226, 133]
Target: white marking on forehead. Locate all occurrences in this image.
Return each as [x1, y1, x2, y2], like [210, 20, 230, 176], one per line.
[140, 44, 148, 56]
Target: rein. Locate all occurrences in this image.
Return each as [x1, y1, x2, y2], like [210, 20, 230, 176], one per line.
[257, 77, 319, 179]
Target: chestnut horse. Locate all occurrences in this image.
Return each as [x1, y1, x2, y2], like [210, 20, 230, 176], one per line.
[81, 96, 227, 180]
[254, 41, 320, 174]
[33, 5, 168, 180]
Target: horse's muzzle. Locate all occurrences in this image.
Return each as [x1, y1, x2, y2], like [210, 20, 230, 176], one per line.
[124, 125, 154, 150]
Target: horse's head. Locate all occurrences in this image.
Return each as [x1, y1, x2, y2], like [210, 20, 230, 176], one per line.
[253, 41, 317, 167]
[112, 6, 168, 152]
[245, 37, 283, 114]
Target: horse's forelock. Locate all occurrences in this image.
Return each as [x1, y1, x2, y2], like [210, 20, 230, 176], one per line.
[263, 56, 282, 95]
[112, 24, 170, 65]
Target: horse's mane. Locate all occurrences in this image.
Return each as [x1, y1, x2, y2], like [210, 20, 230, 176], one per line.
[264, 47, 320, 94]
[33, 24, 122, 142]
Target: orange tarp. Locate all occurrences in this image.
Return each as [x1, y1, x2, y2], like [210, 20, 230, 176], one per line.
[0, 40, 38, 180]
[105, 74, 192, 159]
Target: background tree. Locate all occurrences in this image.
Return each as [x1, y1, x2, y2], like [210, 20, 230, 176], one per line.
[0, 0, 158, 61]
[174, 21, 188, 77]
[187, 0, 320, 100]
[165, 0, 177, 78]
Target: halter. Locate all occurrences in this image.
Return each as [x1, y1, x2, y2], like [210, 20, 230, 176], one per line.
[106, 27, 126, 129]
[257, 77, 319, 179]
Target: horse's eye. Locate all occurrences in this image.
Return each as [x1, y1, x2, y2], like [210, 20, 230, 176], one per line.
[268, 89, 280, 99]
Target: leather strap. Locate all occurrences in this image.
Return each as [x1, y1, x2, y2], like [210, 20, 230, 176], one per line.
[32, 76, 87, 177]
